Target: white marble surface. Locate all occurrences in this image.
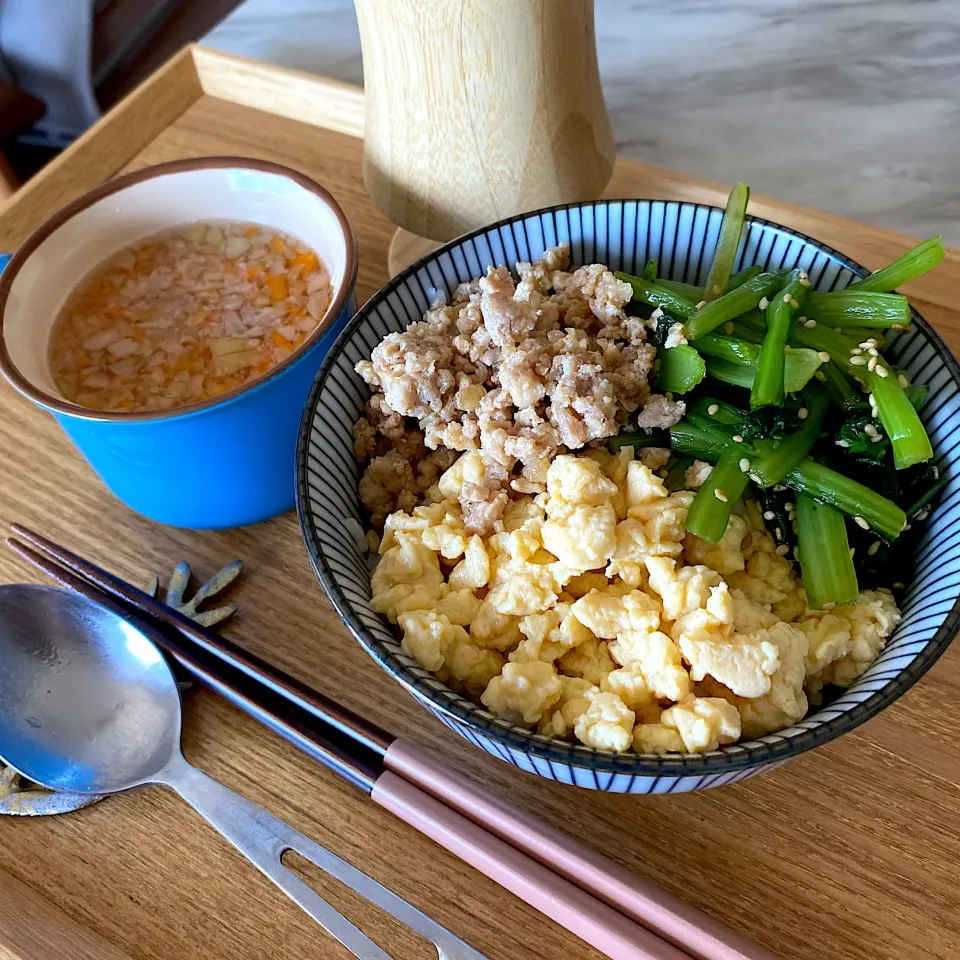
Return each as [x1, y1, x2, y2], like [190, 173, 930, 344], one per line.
[206, 0, 960, 244]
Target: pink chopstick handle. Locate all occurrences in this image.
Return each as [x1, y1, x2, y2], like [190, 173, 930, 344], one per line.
[385, 740, 778, 960]
[371, 771, 689, 960]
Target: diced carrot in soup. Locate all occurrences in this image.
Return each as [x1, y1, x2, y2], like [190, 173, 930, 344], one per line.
[48, 219, 331, 412]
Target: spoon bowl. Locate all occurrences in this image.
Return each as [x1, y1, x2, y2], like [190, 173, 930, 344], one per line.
[0, 584, 180, 794]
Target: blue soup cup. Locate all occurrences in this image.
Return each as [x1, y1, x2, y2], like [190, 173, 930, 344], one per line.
[0, 158, 358, 529]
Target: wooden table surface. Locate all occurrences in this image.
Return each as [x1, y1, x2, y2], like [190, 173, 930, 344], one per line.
[0, 47, 958, 960]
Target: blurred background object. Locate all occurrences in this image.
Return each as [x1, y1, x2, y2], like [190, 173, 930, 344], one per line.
[206, 0, 960, 245]
[0, 0, 242, 188]
[355, 0, 614, 273]
[0, 0, 955, 244]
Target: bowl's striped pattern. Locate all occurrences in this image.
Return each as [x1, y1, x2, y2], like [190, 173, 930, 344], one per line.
[297, 200, 960, 793]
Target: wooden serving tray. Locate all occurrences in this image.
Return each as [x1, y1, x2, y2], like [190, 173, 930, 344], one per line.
[0, 45, 958, 960]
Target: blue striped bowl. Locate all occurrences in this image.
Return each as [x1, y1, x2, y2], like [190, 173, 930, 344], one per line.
[296, 200, 960, 794]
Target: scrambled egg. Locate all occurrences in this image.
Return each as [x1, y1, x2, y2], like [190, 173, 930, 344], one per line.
[371, 451, 902, 755]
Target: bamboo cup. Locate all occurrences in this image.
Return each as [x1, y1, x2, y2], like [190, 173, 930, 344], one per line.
[355, 0, 615, 273]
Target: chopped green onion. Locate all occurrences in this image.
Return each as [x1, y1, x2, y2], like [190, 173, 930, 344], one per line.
[685, 271, 786, 340]
[657, 344, 706, 394]
[804, 291, 910, 329]
[751, 269, 807, 408]
[795, 495, 859, 609]
[847, 237, 945, 293]
[703, 182, 750, 301]
[617, 273, 697, 318]
[749, 386, 828, 487]
[685, 449, 751, 542]
[867, 363, 933, 469]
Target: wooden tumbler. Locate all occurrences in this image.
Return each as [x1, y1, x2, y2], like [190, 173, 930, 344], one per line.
[355, 0, 616, 270]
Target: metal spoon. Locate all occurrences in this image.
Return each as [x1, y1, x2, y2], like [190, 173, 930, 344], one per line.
[0, 584, 485, 960]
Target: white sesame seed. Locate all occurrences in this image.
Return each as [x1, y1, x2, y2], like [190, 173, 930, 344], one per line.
[707, 403, 719, 415]
[789, 297, 800, 309]
[797, 315, 807, 323]
[739, 458, 751, 472]
[870, 434, 884, 443]
[798, 407, 809, 420]
[763, 510, 776, 520]
[898, 374, 909, 388]
[864, 424, 879, 437]
[868, 541, 881, 556]
[851, 347, 863, 355]
[773, 484, 787, 492]
[876, 365, 889, 378]
[792, 521, 799, 533]
[804, 319, 817, 328]
[817, 351, 830, 362]
[854, 515, 870, 530]
[868, 348, 879, 358]
[711, 284, 722, 296]
[775, 528, 783, 540]
[759, 297, 769, 310]
[732, 434, 744, 443]
[782, 293, 792, 303]
[714, 488, 728, 502]
[815, 370, 827, 381]
[695, 300, 707, 309]
[903, 522, 913, 531]
[850, 355, 868, 366]
[775, 544, 790, 555]
[784, 345, 792, 355]
[867, 356, 878, 372]
[724, 321, 735, 335]
[836, 439, 850, 447]
[785, 502, 795, 512]
[849, 547, 856, 559]
[868, 392, 878, 407]
[799, 277, 810, 287]
[893, 581, 905, 590]
[932, 465, 939, 479]
[822, 601, 836, 610]
[891, 324, 906, 332]
[859, 340, 875, 349]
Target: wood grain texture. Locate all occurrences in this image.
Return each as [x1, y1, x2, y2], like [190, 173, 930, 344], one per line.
[355, 0, 615, 242]
[0, 875, 133, 960]
[0, 50, 958, 960]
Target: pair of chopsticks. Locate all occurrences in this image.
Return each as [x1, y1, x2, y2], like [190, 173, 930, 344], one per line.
[7, 525, 777, 960]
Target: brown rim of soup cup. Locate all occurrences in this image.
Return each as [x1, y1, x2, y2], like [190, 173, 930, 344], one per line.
[0, 156, 359, 422]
